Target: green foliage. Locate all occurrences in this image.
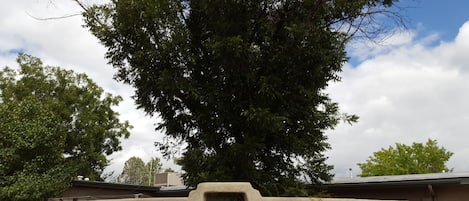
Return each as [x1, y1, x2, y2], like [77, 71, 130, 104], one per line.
[117, 156, 162, 185]
[0, 98, 67, 201]
[0, 54, 131, 200]
[117, 157, 146, 185]
[164, 168, 175, 173]
[83, 0, 398, 195]
[145, 157, 163, 185]
[358, 139, 454, 177]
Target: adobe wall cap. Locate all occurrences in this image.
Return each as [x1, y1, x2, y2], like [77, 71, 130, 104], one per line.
[188, 182, 262, 201]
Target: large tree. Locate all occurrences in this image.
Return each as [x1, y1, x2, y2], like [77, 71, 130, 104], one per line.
[0, 54, 131, 200]
[358, 139, 453, 177]
[82, 0, 399, 195]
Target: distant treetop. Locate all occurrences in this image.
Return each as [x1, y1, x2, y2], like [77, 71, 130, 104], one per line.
[358, 139, 453, 177]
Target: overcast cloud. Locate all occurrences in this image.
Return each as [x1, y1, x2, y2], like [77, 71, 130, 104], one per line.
[1, 1, 469, 180]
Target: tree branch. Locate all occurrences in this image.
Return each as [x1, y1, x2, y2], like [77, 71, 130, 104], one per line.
[26, 11, 81, 20]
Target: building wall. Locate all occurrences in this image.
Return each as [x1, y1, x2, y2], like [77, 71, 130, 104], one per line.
[431, 184, 469, 201]
[154, 172, 183, 186]
[51, 181, 162, 200]
[154, 173, 168, 186]
[326, 184, 469, 201]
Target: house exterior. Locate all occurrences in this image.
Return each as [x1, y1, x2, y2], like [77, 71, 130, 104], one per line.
[50, 172, 186, 200]
[59, 182, 400, 201]
[50, 180, 162, 200]
[323, 172, 469, 201]
[52, 172, 469, 201]
[49, 180, 190, 200]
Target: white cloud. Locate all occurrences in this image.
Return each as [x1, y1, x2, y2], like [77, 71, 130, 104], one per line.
[347, 29, 416, 61]
[327, 20, 469, 178]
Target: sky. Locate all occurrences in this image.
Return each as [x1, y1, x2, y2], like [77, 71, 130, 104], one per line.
[1, 1, 469, 180]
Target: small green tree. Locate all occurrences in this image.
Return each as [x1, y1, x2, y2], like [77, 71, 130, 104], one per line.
[145, 157, 163, 185]
[117, 156, 163, 185]
[358, 139, 453, 177]
[117, 157, 146, 185]
[0, 54, 131, 200]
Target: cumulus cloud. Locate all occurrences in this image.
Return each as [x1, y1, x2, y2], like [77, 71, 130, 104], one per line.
[327, 21, 469, 178]
[347, 29, 417, 61]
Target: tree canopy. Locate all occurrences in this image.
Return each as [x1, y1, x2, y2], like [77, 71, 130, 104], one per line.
[0, 54, 131, 200]
[117, 156, 162, 185]
[82, 0, 399, 195]
[358, 139, 454, 177]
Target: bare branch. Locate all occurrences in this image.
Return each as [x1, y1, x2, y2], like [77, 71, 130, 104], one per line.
[73, 0, 90, 12]
[26, 11, 81, 20]
[25, 0, 90, 21]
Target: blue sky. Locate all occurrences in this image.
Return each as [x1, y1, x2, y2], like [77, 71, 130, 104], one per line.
[402, 0, 469, 42]
[347, 0, 469, 66]
[1, 1, 469, 180]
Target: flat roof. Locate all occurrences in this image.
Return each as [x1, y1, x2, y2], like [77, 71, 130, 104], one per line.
[326, 172, 469, 188]
[72, 180, 161, 192]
